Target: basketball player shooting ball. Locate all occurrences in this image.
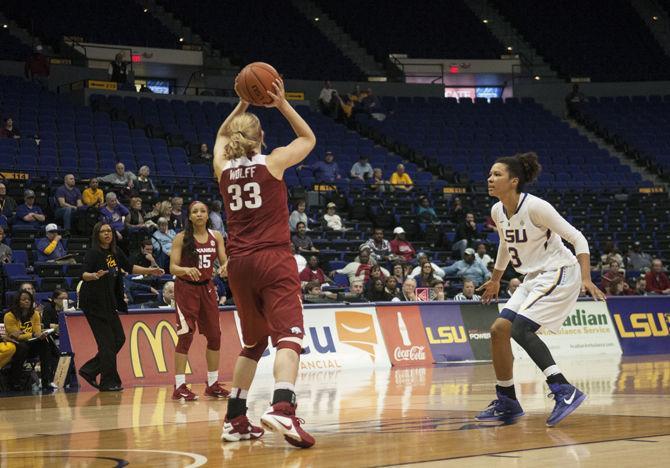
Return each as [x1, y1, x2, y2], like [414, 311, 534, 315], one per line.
[476, 152, 606, 426]
[214, 69, 317, 447]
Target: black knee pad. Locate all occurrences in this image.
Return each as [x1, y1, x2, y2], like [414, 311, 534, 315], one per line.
[511, 316, 555, 370]
[511, 315, 540, 344]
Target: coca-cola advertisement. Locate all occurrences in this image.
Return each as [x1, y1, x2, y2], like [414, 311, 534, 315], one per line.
[376, 305, 434, 367]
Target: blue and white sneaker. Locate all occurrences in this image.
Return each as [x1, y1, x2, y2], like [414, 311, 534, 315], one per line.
[475, 392, 525, 422]
[546, 383, 587, 427]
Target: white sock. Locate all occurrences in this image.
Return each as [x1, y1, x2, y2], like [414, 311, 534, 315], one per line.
[543, 365, 561, 377]
[207, 371, 218, 386]
[230, 387, 248, 399]
[175, 374, 186, 387]
[496, 378, 514, 387]
[274, 381, 295, 392]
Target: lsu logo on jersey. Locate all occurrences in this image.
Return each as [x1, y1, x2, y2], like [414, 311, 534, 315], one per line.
[503, 229, 528, 243]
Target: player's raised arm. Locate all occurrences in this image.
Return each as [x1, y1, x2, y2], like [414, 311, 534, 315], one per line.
[265, 79, 316, 177]
[213, 80, 250, 180]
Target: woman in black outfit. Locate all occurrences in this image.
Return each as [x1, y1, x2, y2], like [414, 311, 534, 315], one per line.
[78, 222, 163, 391]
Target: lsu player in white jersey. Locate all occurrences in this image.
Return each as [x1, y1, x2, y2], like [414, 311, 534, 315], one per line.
[476, 152, 606, 427]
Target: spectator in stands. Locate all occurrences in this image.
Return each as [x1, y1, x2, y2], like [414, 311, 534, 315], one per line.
[600, 241, 624, 270]
[318, 81, 339, 118]
[385, 275, 399, 296]
[0, 117, 20, 139]
[360, 88, 385, 120]
[101, 162, 136, 193]
[209, 200, 226, 237]
[292, 221, 318, 255]
[322, 202, 348, 231]
[55, 174, 83, 231]
[299, 255, 330, 286]
[355, 244, 378, 266]
[14, 189, 45, 228]
[0, 227, 12, 263]
[443, 247, 491, 286]
[82, 178, 104, 208]
[410, 253, 445, 279]
[36, 223, 68, 262]
[303, 281, 337, 303]
[600, 259, 625, 291]
[0, 330, 16, 372]
[500, 277, 521, 299]
[390, 164, 413, 191]
[42, 288, 69, 334]
[633, 277, 648, 296]
[450, 197, 465, 222]
[291, 243, 307, 273]
[24, 45, 49, 85]
[191, 143, 213, 164]
[627, 242, 652, 271]
[349, 279, 365, 299]
[605, 277, 627, 296]
[0, 182, 17, 218]
[432, 280, 446, 301]
[453, 212, 480, 257]
[393, 278, 418, 302]
[169, 196, 185, 231]
[125, 197, 153, 232]
[131, 239, 159, 268]
[303, 151, 341, 181]
[147, 200, 172, 226]
[417, 195, 439, 224]
[100, 192, 129, 240]
[332, 249, 388, 284]
[142, 280, 176, 309]
[392, 262, 406, 285]
[645, 259, 670, 295]
[136, 166, 158, 196]
[364, 228, 398, 263]
[108, 52, 129, 84]
[365, 265, 386, 292]
[4, 290, 54, 391]
[476, 243, 493, 267]
[350, 155, 373, 181]
[151, 217, 176, 269]
[124, 276, 159, 306]
[390, 227, 416, 262]
[369, 168, 387, 193]
[289, 199, 310, 232]
[565, 84, 588, 118]
[366, 278, 394, 302]
[413, 262, 439, 288]
[454, 279, 482, 302]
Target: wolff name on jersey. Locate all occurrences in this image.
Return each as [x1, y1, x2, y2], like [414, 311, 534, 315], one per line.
[228, 166, 257, 181]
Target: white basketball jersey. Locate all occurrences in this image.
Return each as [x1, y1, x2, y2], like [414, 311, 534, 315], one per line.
[492, 193, 582, 275]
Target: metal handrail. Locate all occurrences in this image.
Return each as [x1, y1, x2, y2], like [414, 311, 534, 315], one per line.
[62, 35, 134, 74]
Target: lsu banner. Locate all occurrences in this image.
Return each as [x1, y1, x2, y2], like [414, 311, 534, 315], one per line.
[420, 303, 474, 362]
[64, 311, 241, 389]
[606, 296, 670, 355]
[376, 305, 434, 367]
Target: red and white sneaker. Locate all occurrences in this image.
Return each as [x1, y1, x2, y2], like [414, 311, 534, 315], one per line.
[172, 383, 198, 401]
[260, 401, 315, 448]
[205, 381, 230, 399]
[221, 414, 265, 442]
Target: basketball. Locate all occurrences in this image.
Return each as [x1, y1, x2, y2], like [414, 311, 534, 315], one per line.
[235, 62, 281, 106]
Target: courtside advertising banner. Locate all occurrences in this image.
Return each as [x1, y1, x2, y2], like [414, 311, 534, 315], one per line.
[459, 303, 499, 361]
[239, 306, 392, 375]
[498, 301, 622, 359]
[420, 303, 474, 362]
[376, 305, 434, 367]
[606, 296, 670, 355]
[64, 310, 241, 388]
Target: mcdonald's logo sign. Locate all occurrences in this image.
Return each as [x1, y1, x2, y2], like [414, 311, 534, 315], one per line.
[130, 320, 191, 378]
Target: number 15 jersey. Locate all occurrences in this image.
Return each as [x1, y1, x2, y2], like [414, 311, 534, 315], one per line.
[219, 154, 291, 257]
[492, 193, 589, 275]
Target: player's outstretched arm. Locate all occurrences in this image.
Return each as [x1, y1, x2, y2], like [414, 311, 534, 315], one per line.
[169, 232, 201, 281]
[265, 79, 316, 176]
[213, 81, 249, 180]
[214, 231, 228, 278]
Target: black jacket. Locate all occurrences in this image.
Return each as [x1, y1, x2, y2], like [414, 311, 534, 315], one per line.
[79, 247, 134, 316]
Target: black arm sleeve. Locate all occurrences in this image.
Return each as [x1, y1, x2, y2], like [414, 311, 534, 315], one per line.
[116, 249, 135, 273]
[83, 249, 99, 274]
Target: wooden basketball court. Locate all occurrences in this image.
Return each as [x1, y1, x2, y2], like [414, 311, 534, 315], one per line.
[1, 354, 668, 467]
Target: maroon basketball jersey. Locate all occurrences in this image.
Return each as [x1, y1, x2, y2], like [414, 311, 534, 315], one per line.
[219, 154, 290, 257]
[178, 229, 219, 281]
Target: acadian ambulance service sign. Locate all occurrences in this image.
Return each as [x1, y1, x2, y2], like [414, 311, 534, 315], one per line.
[499, 301, 622, 358]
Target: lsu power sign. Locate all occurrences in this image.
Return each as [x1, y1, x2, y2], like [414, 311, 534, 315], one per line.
[607, 296, 670, 355]
[64, 311, 241, 388]
[376, 305, 434, 367]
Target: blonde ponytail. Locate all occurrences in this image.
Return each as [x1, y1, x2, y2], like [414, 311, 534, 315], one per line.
[223, 113, 264, 160]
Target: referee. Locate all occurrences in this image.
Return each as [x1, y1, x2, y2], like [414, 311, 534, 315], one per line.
[78, 222, 164, 391]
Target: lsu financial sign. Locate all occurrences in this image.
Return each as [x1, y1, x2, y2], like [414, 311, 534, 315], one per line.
[607, 297, 670, 355]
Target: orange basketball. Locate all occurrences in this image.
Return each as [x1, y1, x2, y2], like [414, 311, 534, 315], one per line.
[235, 62, 281, 106]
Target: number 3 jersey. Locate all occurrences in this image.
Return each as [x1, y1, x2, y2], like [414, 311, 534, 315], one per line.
[492, 193, 589, 275]
[219, 153, 290, 257]
[178, 229, 220, 281]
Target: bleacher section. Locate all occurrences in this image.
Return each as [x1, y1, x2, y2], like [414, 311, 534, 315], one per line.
[0, 0, 178, 48]
[314, 0, 505, 61]
[157, 0, 363, 80]
[490, 0, 670, 81]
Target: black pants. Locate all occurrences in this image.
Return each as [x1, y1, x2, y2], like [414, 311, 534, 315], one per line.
[10, 339, 53, 388]
[80, 311, 126, 389]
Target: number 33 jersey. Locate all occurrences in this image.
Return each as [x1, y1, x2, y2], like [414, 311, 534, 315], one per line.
[492, 193, 588, 275]
[219, 154, 291, 257]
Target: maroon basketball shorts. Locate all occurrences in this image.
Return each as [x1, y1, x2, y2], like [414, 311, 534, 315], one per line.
[227, 248, 305, 348]
[174, 278, 221, 338]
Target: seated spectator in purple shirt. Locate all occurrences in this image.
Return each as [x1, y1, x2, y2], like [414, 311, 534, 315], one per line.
[99, 192, 129, 240]
[302, 151, 341, 181]
[55, 174, 83, 231]
[14, 189, 46, 228]
[35, 223, 68, 262]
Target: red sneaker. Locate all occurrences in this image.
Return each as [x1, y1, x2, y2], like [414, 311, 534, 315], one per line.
[221, 414, 265, 442]
[204, 381, 230, 399]
[172, 383, 198, 401]
[260, 401, 315, 448]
